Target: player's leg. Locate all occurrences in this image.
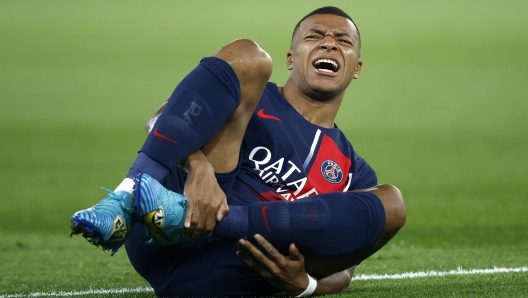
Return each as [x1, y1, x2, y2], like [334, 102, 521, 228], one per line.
[135, 39, 272, 180]
[138, 38, 272, 176]
[214, 184, 406, 275]
[180, 40, 273, 239]
[131, 172, 405, 263]
[126, 231, 281, 297]
[134, 39, 273, 242]
[126, 168, 281, 297]
[303, 184, 406, 276]
[201, 39, 273, 173]
[71, 39, 272, 254]
[125, 40, 274, 296]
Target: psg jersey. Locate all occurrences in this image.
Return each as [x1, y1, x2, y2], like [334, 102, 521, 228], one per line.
[229, 82, 377, 206]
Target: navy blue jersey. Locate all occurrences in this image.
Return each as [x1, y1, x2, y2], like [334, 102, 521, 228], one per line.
[126, 79, 381, 297]
[229, 82, 377, 206]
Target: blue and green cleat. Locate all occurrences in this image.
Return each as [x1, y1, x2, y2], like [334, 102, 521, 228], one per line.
[133, 173, 188, 246]
[70, 188, 135, 255]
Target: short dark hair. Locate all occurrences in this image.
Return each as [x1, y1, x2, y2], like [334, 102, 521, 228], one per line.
[291, 6, 361, 50]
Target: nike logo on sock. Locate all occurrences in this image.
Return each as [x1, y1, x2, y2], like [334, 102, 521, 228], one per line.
[261, 206, 271, 233]
[257, 108, 281, 122]
[153, 128, 178, 144]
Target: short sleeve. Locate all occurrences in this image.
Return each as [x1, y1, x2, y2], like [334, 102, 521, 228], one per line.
[350, 153, 377, 190]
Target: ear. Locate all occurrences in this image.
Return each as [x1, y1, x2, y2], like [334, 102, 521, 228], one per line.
[353, 58, 363, 79]
[286, 50, 293, 70]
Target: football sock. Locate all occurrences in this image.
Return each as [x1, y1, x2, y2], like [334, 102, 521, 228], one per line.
[126, 152, 169, 182]
[139, 57, 240, 175]
[215, 191, 386, 257]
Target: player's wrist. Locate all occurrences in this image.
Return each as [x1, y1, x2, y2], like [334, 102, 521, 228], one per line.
[296, 274, 317, 297]
[180, 150, 212, 173]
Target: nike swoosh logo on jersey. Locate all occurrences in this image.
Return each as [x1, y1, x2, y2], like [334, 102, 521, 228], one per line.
[257, 108, 281, 122]
[261, 206, 271, 232]
[153, 128, 178, 144]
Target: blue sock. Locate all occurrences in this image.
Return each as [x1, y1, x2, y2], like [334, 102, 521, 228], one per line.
[140, 57, 240, 173]
[215, 192, 386, 257]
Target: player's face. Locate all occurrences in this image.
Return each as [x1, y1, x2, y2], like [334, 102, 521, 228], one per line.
[287, 14, 362, 100]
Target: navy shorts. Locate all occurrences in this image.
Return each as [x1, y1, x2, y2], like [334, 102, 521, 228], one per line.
[125, 168, 280, 297]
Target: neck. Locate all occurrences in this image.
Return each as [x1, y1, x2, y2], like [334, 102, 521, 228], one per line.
[279, 79, 344, 128]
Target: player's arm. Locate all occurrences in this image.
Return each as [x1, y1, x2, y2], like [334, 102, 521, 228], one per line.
[237, 234, 355, 296]
[179, 149, 229, 240]
[314, 266, 355, 294]
[146, 101, 229, 240]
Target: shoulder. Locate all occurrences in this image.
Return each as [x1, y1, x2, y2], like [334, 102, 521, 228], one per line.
[264, 82, 280, 95]
[258, 82, 286, 106]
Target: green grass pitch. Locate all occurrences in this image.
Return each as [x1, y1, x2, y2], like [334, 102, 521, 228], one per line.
[1, 0, 527, 297]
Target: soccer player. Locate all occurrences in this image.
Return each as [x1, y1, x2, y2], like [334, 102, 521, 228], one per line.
[71, 6, 406, 297]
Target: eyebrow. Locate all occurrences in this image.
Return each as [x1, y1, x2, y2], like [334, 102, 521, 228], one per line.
[307, 29, 326, 36]
[307, 28, 353, 39]
[335, 32, 352, 38]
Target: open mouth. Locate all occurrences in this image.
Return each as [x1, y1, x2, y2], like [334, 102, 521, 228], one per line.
[313, 58, 339, 74]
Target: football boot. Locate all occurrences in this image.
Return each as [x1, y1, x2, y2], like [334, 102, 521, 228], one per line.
[133, 173, 188, 245]
[70, 188, 135, 255]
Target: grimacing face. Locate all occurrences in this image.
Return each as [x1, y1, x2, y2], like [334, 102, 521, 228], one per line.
[287, 14, 362, 100]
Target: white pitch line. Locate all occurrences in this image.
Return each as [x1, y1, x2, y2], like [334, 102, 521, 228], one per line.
[0, 287, 154, 298]
[1, 267, 527, 297]
[354, 266, 528, 280]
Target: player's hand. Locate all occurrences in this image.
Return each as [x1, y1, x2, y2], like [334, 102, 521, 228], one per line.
[182, 150, 229, 240]
[236, 234, 311, 296]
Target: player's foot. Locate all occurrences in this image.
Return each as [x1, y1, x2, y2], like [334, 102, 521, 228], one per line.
[70, 189, 135, 255]
[133, 173, 188, 245]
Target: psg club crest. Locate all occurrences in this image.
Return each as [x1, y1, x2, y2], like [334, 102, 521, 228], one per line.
[320, 160, 343, 184]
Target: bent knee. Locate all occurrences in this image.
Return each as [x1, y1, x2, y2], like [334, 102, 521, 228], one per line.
[375, 184, 406, 231]
[214, 39, 273, 84]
